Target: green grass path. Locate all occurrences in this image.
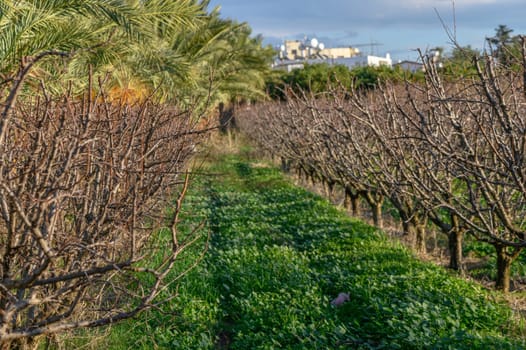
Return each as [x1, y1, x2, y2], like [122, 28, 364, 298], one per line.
[102, 153, 524, 349]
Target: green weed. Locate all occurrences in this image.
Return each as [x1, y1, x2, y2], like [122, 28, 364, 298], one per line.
[75, 153, 524, 349]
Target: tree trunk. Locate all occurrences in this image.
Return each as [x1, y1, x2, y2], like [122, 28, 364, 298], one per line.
[308, 171, 316, 186]
[448, 230, 464, 271]
[351, 195, 361, 217]
[415, 224, 426, 254]
[402, 219, 416, 248]
[344, 188, 361, 217]
[324, 180, 335, 200]
[362, 192, 384, 229]
[495, 244, 512, 293]
[218, 102, 236, 132]
[344, 191, 351, 209]
[296, 167, 303, 179]
[280, 158, 290, 172]
[371, 202, 383, 229]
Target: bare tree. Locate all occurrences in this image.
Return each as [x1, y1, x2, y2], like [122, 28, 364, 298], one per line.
[402, 43, 526, 290]
[238, 40, 526, 291]
[0, 78, 208, 347]
[395, 83, 468, 270]
[452, 40, 526, 291]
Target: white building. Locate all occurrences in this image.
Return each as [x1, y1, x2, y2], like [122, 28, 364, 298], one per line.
[393, 60, 424, 73]
[272, 60, 305, 72]
[273, 53, 393, 72]
[331, 54, 392, 69]
[272, 37, 393, 72]
[278, 39, 360, 61]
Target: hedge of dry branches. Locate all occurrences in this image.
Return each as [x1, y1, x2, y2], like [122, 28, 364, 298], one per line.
[0, 81, 209, 347]
[238, 37, 526, 293]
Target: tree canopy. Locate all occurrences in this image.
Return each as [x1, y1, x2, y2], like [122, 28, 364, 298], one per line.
[0, 0, 275, 109]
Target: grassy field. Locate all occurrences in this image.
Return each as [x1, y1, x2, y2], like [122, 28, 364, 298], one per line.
[72, 146, 525, 349]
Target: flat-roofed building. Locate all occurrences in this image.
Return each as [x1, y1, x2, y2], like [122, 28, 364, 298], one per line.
[274, 38, 392, 71]
[279, 39, 359, 60]
[320, 47, 360, 59]
[331, 53, 392, 69]
[272, 53, 393, 71]
[394, 60, 424, 73]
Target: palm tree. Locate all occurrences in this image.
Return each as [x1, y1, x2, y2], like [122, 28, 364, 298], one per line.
[178, 13, 273, 107]
[0, 0, 205, 101]
[89, 2, 274, 111]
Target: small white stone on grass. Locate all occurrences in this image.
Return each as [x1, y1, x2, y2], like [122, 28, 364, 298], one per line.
[330, 292, 350, 306]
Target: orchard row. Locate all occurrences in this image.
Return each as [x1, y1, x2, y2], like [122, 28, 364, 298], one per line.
[239, 40, 526, 293]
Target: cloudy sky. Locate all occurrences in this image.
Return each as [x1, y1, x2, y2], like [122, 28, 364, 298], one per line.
[207, 0, 526, 61]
